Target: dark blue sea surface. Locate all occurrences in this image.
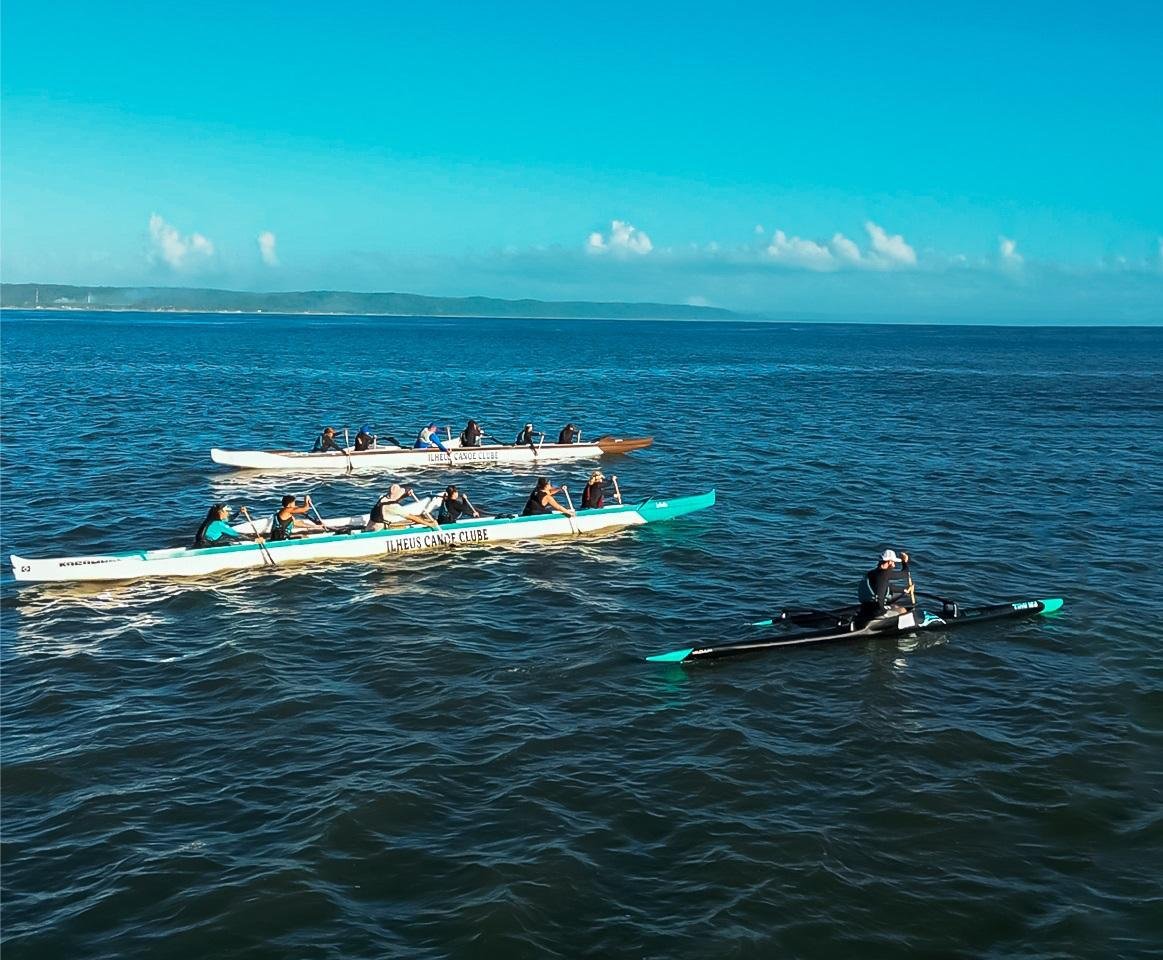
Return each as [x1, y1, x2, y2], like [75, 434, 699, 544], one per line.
[2, 311, 1161, 958]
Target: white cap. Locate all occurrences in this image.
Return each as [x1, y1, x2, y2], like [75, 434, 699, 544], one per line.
[880, 549, 900, 563]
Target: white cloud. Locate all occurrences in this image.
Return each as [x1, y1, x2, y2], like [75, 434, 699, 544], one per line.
[586, 220, 653, 256]
[830, 232, 863, 265]
[766, 230, 838, 270]
[999, 235, 1023, 270]
[865, 222, 917, 267]
[763, 222, 918, 272]
[258, 230, 279, 267]
[754, 224, 766, 235]
[148, 213, 214, 270]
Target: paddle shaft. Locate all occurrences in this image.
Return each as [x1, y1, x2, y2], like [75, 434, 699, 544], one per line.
[560, 486, 580, 534]
[239, 507, 276, 566]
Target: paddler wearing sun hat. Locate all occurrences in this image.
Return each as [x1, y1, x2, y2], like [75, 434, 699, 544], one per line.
[364, 483, 440, 531]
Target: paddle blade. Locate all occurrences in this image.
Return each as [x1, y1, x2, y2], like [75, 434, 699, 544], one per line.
[645, 647, 694, 663]
[1039, 598, 1064, 614]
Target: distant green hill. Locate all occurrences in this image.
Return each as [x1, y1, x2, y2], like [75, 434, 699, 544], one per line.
[1, 283, 737, 320]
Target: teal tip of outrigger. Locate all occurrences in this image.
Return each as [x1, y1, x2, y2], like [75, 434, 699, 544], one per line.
[645, 647, 694, 663]
[1039, 598, 1065, 615]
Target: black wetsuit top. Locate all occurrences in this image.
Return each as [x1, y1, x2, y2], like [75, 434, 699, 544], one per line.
[354, 432, 373, 451]
[516, 428, 536, 446]
[438, 496, 472, 523]
[558, 428, 578, 444]
[312, 433, 342, 452]
[522, 491, 550, 516]
[859, 561, 909, 611]
[460, 425, 483, 447]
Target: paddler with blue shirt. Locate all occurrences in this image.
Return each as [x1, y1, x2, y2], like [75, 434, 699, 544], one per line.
[414, 423, 450, 453]
[192, 505, 263, 549]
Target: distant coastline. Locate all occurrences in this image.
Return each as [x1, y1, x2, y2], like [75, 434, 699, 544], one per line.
[0, 283, 737, 321]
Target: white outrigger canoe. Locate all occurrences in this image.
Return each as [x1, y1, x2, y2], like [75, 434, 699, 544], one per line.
[9, 490, 714, 584]
[210, 435, 653, 472]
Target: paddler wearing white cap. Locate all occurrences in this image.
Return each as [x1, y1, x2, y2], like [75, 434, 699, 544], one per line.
[364, 484, 440, 531]
[857, 548, 911, 621]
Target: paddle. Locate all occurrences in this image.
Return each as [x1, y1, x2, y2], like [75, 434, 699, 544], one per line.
[306, 495, 334, 534]
[239, 507, 276, 567]
[560, 485, 580, 535]
[410, 490, 441, 529]
[460, 494, 482, 519]
[612, 476, 623, 505]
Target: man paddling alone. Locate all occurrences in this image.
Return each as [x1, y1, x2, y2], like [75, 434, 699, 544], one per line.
[858, 549, 911, 624]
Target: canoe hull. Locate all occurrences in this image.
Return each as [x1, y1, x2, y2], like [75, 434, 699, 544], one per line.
[9, 490, 714, 584]
[210, 436, 653, 472]
[647, 597, 1064, 663]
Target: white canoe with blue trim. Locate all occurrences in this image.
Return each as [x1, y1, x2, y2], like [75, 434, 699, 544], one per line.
[210, 435, 653, 472]
[9, 490, 714, 583]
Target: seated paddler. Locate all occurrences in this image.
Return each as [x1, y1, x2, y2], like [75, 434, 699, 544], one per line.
[312, 426, 344, 453]
[580, 470, 616, 509]
[365, 484, 441, 531]
[437, 484, 480, 523]
[193, 504, 262, 548]
[521, 477, 575, 517]
[459, 419, 484, 447]
[269, 495, 323, 541]
[354, 425, 376, 451]
[414, 423, 450, 452]
[857, 549, 912, 625]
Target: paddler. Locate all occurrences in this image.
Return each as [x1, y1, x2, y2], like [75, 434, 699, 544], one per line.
[515, 422, 540, 452]
[312, 426, 344, 453]
[459, 419, 484, 447]
[414, 423, 450, 453]
[436, 484, 480, 523]
[192, 504, 263, 548]
[857, 549, 912, 623]
[365, 484, 441, 531]
[580, 470, 616, 509]
[521, 477, 575, 517]
[269, 495, 324, 541]
[354, 425, 376, 451]
[557, 423, 580, 444]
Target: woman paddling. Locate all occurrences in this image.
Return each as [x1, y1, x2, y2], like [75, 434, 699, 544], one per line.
[365, 484, 440, 531]
[521, 477, 575, 517]
[581, 470, 616, 509]
[192, 504, 263, 549]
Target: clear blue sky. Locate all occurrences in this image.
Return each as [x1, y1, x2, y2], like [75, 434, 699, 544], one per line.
[2, 0, 1160, 320]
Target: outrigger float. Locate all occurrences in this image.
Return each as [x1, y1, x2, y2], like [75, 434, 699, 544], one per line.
[9, 490, 714, 584]
[210, 435, 653, 473]
[646, 595, 1064, 663]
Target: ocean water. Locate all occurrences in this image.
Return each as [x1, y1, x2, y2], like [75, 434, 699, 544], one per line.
[1, 311, 1161, 959]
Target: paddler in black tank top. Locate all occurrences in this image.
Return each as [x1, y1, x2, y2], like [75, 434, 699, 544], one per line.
[521, 477, 575, 517]
[268, 495, 321, 541]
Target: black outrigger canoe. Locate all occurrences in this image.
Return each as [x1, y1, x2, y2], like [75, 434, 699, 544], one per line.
[646, 597, 1064, 664]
